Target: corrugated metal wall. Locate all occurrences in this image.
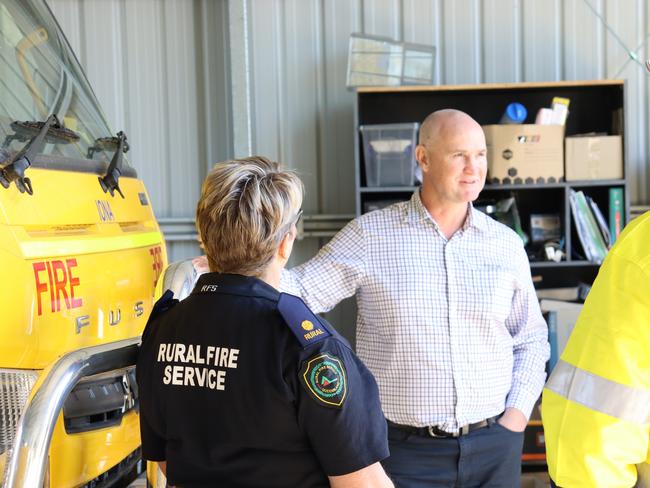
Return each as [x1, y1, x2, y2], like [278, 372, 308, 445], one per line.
[48, 0, 650, 263]
[47, 0, 650, 338]
[247, 0, 650, 215]
[48, 0, 232, 263]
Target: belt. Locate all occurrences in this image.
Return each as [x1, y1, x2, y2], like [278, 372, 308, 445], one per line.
[387, 415, 501, 438]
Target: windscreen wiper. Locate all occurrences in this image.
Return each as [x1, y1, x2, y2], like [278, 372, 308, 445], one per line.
[87, 132, 130, 159]
[0, 114, 79, 195]
[97, 131, 128, 198]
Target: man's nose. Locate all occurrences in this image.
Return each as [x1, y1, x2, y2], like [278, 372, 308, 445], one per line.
[464, 156, 479, 172]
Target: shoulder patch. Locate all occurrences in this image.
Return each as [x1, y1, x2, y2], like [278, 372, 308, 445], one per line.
[142, 289, 178, 341]
[300, 353, 347, 408]
[278, 293, 332, 348]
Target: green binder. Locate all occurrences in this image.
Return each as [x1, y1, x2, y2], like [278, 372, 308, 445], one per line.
[609, 187, 624, 244]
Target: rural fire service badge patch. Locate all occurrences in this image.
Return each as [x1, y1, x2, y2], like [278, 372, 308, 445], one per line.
[300, 353, 347, 408]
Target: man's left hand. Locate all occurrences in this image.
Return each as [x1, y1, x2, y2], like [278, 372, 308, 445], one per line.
[497, 407, 527, 432]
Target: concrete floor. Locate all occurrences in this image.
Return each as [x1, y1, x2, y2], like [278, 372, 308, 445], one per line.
[127, 473, 146, 487]
[521, 471, 551, 487]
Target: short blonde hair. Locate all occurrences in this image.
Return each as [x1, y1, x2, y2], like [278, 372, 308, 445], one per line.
[196, 156, 303, 275]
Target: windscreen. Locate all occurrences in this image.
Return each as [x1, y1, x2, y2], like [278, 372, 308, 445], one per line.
[0, 0, 126, 167]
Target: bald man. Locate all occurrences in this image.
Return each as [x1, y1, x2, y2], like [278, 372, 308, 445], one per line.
[282, 109, 549, 487]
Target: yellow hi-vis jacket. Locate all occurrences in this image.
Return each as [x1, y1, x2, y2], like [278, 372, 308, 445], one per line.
[542, 211, 650, 488]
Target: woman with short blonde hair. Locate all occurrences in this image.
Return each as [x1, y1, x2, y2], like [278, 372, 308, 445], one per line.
[196, 155, 303, 276]
[138, 156, 392, 488]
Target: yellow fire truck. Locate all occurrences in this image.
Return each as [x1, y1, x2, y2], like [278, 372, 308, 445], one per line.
[0, 0, 166, 486]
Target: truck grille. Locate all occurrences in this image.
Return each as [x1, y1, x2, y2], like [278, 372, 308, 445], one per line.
[63, 368, 138, 434]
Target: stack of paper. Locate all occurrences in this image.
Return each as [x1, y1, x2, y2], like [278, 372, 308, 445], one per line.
[570, 190, 609, 263]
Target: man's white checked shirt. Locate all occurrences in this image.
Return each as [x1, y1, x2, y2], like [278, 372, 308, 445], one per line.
[281, 191, 549, 433]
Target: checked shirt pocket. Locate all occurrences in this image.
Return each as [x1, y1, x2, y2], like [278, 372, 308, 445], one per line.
[467, 266, 517, 323]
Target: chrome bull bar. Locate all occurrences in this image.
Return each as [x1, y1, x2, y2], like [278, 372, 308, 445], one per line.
[5, 337, 141, 488]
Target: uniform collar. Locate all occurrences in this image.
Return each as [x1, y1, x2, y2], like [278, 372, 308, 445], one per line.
[404, 190, 487, 234]
[191, 273, 280, 301]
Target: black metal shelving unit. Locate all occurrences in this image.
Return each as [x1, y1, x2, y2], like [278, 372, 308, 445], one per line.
[354, 80, 630, 289]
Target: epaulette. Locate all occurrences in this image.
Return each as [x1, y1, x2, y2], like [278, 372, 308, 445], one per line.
[142, 289, 179, 342]
[278, 293, 332, 349]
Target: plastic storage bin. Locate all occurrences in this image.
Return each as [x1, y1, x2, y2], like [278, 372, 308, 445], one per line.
[360, 123, 419, 187]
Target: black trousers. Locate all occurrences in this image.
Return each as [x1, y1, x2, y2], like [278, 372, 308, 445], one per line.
[382, 421, 524, 488]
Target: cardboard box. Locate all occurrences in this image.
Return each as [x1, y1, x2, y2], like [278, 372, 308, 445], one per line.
[483, 124, 564, 184]
[565, 135, 623, 181]
[530, 214, 561, 243]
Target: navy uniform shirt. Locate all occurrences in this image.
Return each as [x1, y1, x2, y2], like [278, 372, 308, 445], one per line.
[137, 273, 389, 488]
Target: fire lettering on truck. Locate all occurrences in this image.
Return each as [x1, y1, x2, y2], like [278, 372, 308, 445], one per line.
[33, 258, 83, 315]
[150, 245, 163, 287]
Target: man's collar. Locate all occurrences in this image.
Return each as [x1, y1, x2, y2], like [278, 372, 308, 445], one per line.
[404, 190, 487, 233]
[404, 190, 432, 224]
[465, 205, 488, 233]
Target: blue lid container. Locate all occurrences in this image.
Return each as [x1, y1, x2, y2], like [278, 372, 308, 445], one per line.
[501, 102, 527, 124]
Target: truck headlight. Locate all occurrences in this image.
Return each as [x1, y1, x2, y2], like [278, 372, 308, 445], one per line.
[0, 369, 38, 485]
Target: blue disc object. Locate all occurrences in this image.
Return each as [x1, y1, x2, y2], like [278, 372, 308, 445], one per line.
[504, 102, 527, 123]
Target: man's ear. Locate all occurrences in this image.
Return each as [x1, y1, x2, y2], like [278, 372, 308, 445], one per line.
[415, 144, 428, 171]
[278, 231, 295, 261]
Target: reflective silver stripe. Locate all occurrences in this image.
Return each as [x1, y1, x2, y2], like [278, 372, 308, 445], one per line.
[546, 360, 650, 425]
[637, 463, 650, 488]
